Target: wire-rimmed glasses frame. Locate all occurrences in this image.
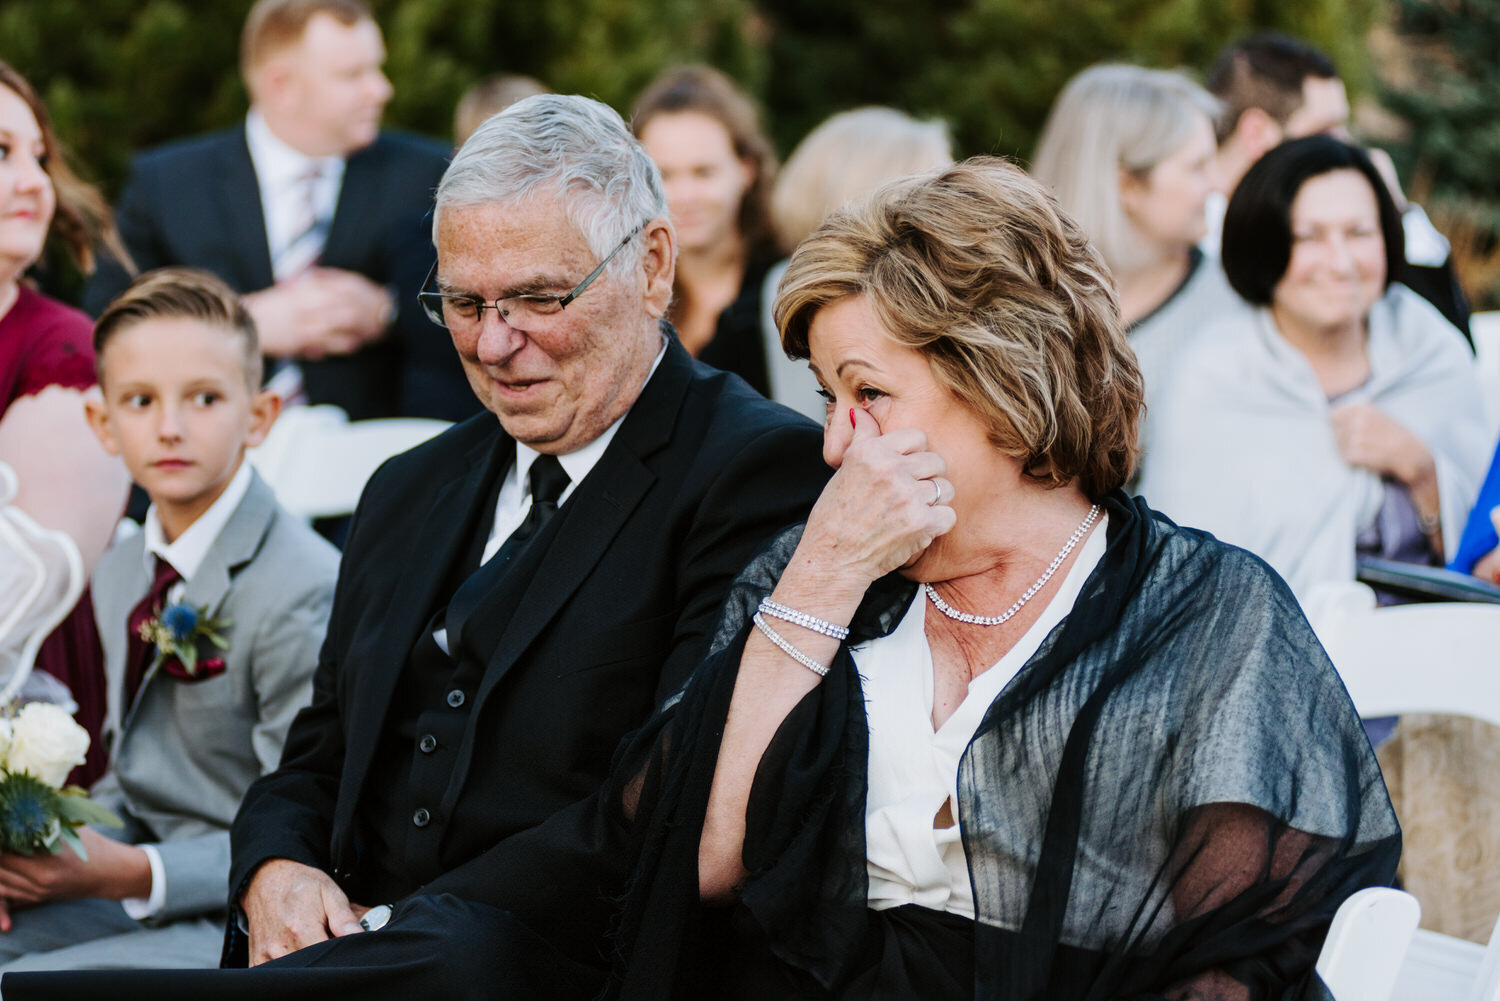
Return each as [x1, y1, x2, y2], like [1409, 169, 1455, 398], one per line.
[418, 223, 646, 330]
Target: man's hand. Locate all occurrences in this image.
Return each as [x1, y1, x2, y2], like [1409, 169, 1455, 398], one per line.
[0, 828, 151, 919]
[243, 268, 394, 360]
[242, 858, 367, 966]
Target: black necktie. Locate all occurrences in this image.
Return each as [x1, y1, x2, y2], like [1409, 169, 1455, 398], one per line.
[444, 454, 571, 645]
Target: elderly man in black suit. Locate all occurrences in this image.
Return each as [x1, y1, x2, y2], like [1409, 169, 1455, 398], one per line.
[83, 0, 469, 421]
[4, 93, 828, 1000]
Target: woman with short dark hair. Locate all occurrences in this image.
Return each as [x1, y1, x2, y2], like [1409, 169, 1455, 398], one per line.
[1139, 135, 1489, 600]
[610, 157, 1399, 1001]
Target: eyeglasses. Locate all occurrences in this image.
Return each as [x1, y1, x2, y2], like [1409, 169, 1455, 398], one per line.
[419, 223, 645, 330]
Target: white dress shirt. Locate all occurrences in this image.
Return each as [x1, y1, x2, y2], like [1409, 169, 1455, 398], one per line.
[124, 462, 255, 919]
[244, 111, 345, 279]
[856, 516, 1108, 919]
[430, 343, 668, 656]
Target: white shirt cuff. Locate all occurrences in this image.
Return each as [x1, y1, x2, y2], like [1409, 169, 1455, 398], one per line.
[121, 844, 165, 920]
[1402, 203, 1451, 267]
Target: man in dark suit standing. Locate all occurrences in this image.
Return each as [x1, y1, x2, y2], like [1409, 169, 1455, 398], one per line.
[83, 0, 469, 421]
[2, 93, 828, 1001]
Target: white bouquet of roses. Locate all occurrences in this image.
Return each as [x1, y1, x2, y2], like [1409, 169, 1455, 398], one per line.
[0, 702, 119, 858]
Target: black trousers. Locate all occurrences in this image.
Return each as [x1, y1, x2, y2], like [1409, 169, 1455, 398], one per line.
[2, 894, 606, 1001]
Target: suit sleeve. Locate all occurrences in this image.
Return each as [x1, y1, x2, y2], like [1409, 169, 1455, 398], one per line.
[227, 516, 365, 900]
[156, 535, 334, 921]
[416, 418, 828, 958]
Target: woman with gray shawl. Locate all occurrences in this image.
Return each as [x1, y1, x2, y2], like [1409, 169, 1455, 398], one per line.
[1136, 135, 1489, 601]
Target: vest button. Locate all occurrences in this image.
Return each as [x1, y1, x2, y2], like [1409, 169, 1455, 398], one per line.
[446, 689, 465, 708]
[412, 807, 431, 827]
[419, 734, 437, 753]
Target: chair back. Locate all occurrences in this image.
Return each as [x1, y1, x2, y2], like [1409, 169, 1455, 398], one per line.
[1317, 887, 1421, 1001]
[248, 406, 451, 520]
[1305, 581, 1500, 728]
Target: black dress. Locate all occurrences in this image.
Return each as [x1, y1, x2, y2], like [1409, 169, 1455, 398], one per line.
[610, 493, 1401, 1000]
[694, 249, 779, 398]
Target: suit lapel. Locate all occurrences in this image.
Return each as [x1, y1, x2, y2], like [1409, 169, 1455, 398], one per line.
[440, 337, 694, 811]
[99, 536, 151, 745]
[334, 424, 512, 828]
[321, 143, 379, 268]
[124, 474, 278, 726]
[220, 128, 274, 291]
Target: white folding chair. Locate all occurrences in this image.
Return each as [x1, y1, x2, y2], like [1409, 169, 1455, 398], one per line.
[1392, 925, 1490, 1001]
[1305, 581, 1500, 728]
[1474, 909, 1500, 1001]
[1318, 887, 1422, 1001]
[248, 408, 450, 521]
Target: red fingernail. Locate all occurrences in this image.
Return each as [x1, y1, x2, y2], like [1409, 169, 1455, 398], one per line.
[849, 408, 857, 429]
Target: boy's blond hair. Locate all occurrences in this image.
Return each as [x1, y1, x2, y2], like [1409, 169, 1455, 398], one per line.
[94, 268, 262, 389]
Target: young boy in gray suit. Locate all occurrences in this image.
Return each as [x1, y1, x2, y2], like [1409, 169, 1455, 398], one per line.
[0, 268, 338, 971]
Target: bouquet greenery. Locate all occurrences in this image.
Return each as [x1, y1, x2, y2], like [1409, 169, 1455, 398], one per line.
[0, 702, 120, 858]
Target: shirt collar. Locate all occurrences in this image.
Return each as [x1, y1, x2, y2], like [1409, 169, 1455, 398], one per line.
[142, 463, 254, 582]
[245, 109, 343, 191]
[512, 342, 668, 503]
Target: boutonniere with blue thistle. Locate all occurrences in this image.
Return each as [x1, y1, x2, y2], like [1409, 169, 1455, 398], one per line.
[0, 702, 121, 858]
[138, 601, 231, 681]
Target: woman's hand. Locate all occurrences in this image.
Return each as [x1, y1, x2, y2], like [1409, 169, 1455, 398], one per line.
[1330, 403, 1436, 489]
[796, 408, 957, 589]
[1331, 402, 1443, 545]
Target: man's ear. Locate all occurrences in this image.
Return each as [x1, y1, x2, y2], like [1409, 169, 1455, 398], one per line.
[1235, 107, 1285, 161]
[640, 217, 677, 319]
[244, 389, 283, 450]
[249, 56, 295, 115]
[83, 393, 122, 457]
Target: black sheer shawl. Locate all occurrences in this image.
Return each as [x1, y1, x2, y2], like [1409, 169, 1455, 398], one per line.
[608, 492, 1400, 1001]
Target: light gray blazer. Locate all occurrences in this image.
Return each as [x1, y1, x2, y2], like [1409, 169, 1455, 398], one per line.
[90, 471, 338, 923]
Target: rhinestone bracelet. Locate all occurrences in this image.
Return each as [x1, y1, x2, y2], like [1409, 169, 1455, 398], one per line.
[752, 612, 830, 677]
[757, 597, 851, 641]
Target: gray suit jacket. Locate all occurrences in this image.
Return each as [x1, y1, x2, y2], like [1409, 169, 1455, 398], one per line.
[91, 472, 338, 923]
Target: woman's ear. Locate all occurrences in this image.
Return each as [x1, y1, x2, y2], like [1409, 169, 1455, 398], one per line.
[1117, 165, 1147, 217]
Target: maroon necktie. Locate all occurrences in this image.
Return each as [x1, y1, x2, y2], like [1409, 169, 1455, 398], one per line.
[122, 557, 180, 711]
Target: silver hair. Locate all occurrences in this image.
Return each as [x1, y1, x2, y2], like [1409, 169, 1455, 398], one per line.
[772, 106, 953, 252]
[434, 93, 669, 271]
[1031, 64, 1219, 273]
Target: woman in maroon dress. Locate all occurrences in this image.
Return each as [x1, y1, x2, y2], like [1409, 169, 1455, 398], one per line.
[0, 61, 131, 783]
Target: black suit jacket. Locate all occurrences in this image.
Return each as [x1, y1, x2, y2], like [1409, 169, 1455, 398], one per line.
[83, 125, 470, 420]
[227, 338, 829, 964]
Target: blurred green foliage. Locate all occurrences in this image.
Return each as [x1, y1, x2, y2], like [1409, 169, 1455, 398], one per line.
[5, 0, 1377, 202]
[1378, 0, 1500, 307]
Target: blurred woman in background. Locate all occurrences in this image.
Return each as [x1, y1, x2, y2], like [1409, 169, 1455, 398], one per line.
[1138, 135, 1489, 600]
[633, 65, 779, 396]
[1032, 64, 1239, 402]
[0, 60, 131, 781]
[762, 106, 953, 418]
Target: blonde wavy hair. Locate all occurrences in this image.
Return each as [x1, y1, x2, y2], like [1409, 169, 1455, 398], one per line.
[776, 157, 1143, 498]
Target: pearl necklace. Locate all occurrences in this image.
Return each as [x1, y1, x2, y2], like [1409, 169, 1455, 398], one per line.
[923, 503, 1100, 627]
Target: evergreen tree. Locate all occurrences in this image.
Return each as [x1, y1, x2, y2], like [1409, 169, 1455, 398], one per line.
[1378, 0, 1500, 308]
